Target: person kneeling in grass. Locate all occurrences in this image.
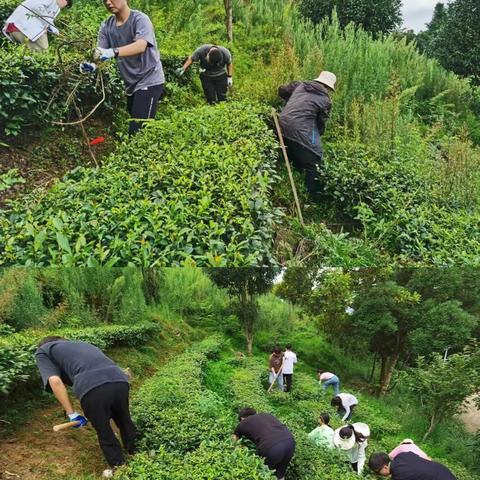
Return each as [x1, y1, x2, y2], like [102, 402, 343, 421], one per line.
[233, 407, 296, 480]
[333, 423, 370, 475]
[368, 451, 457, 479]
[35, 336, 137, 479]
[80, 0, 165, 135]
[308, 412, 334, 448]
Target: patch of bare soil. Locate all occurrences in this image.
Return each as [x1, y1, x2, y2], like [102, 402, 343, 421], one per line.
[0, 122, 115, 208]
[0, 402, 105, 480]
[458, 395, 480, 433]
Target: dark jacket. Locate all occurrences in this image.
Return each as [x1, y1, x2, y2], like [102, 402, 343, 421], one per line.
[278, 81, 332, 158]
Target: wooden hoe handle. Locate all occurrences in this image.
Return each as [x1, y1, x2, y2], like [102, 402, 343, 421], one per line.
[53, 420, 81, 432]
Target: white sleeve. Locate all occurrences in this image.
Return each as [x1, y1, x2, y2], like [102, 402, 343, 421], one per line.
[342, 404, 351, 422]
[357, 441, 367, 475]
[294, 354, 297, 363]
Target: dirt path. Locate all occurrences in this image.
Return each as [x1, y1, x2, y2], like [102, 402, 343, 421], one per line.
[0, 401, 104, 480]
[458, 395, 480, 433]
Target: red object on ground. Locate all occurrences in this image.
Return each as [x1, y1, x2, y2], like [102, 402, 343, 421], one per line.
[5, 23, 20, 33]
[89, 136, 105, 146]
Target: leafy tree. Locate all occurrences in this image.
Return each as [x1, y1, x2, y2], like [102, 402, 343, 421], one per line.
[409, 300, 477, 357]
[351, 280, 421, 395]
[400, 346, 480, 440]
[299, 0, 402, 36]
[206, 268, 277, 354]
[416, 2, 448, 53]
[427, 0, 480, 84]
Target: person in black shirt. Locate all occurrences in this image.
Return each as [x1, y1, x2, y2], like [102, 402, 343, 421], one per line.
[233, 407, 296, 479]
[368, 451, 457, 479]
[35, 336, 137, 479]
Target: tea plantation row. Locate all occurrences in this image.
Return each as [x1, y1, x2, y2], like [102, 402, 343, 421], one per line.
[0, 103, 280, 266]
[0, 323, 159, 394]
[117, 336, 276, 479]
[118, 339, 478, 480]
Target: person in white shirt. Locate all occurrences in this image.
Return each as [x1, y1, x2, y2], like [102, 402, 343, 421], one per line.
[333, 423, 370, 475]
[2, 0, 71, 51]
[282, 344, 297, 392]
[331, 393, 358, 421]
[308, 412, 334, 448]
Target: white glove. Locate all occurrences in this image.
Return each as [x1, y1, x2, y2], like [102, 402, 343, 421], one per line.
[47, 25, 59, 35]
[79, 61, 97, 74]
[94, 47, 115, 62]
[227, 76, 233, 88]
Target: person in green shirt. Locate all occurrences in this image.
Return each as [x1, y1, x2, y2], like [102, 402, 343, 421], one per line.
[308, 412, 334, 448]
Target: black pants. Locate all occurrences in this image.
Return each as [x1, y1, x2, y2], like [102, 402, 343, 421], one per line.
[126, 84, 164, 135]
[81, 382, 137, 467]
[199, 73, 228, 104]
[263, 438, 296, 479]
[283, 374, 293, 392]
[284, 139, 323, 201]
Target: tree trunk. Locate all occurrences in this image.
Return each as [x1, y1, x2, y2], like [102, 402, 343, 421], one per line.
[224, 0, 233, 42]
[246, 330, 253, 356]
[423, 412, 437, 441]
[379, 350, 400, 396]
[369, 353, 377, 382]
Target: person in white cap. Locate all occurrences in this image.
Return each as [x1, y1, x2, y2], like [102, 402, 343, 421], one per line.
[2, 0, 71, 51]
[278, 71, 336, 203]
[333, 422, 370, 475]
[389, 439, 430, 461]
[331, 392, 358, 421]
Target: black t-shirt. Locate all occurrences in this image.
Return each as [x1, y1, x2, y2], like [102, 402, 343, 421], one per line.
[234, 413, 294, 456]
[35, 340, 129, 400]
[391, 452, 457, 480]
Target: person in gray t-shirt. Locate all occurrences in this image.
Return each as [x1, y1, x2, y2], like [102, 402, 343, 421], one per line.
[177, 44, 233, 104]
[35, 336, 136, 478]
[81, 0, 164, 135]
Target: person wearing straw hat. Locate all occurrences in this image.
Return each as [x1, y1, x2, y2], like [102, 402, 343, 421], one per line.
[333, 422, 370, 475]
[368, 451, 457, 479]
[2, 0, 71, 51]
[278, 71, 336, 203]
[389, 439, 431, 461]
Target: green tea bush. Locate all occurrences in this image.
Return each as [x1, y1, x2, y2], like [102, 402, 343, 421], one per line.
[0, 323, 159, 393]
[0, 268, 46, 330]
[0, 102, 280, 266]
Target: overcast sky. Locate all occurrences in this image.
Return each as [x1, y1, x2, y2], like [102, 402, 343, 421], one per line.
[402, 0, 445, 32]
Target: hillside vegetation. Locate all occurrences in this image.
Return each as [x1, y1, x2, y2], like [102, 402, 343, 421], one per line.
[0, 268, 478, 479]
[1, 0, 480, 265]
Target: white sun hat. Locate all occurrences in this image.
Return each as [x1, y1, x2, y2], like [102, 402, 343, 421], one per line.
[333, 423, 370, 450]
[314, 71, 337, 91]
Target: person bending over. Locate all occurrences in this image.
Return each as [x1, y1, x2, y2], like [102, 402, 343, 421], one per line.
[233, 407, 296, 480]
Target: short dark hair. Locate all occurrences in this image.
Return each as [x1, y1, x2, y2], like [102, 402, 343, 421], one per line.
[208, 48, 222, 65]
[273, 346, 282, 354]
[331, 396, 341, 407]
[285, 344, 292, 350]
[238, 407, 256, 420]
[368, 453, 390, 473]
[37, 336, 67, 348]
[319, 412, 330, 425]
